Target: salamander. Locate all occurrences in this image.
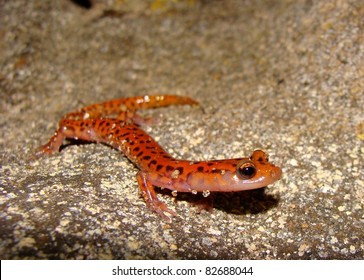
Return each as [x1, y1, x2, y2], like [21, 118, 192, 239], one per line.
[36, 95, 282, 220]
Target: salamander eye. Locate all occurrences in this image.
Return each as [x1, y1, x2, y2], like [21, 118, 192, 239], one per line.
[237, 160, 256, 179]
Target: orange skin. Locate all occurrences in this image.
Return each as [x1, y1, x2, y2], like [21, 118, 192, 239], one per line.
[36, 95, 282, 220]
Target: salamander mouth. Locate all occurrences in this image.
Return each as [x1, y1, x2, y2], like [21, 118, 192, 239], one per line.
[246, 165, 282, 189]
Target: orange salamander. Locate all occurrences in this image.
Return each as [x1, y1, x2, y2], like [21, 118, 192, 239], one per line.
[36, 95, 282, 220]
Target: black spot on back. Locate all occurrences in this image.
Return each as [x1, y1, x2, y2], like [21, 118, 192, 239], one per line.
[166, 165, 174, 172]
[143, 155, 151, 161]
[137, 151, 143, 157]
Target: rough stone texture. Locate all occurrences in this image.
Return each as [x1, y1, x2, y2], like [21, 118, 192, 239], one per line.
[0, 0, 363, 259]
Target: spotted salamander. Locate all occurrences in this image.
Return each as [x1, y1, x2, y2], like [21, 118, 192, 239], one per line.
[36, 95, 282, 220]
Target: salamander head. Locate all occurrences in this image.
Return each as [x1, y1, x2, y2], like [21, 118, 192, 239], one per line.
[184, 150, 282, 192]
[231, 150, 282, 191]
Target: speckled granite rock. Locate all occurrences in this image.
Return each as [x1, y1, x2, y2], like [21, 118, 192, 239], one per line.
[0, 0, 363, 259]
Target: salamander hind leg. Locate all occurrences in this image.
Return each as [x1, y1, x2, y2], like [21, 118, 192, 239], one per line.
[34, 119, 99, 158]
[136, 171, 176, 221]
[34, 128, 67, 158]
[116, 111, 157, 126]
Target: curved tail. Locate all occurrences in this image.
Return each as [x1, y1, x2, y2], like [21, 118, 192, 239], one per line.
[64, 94, 199, 120]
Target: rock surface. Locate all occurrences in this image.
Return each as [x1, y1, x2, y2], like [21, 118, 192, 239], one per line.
[0, 0, 363, 259]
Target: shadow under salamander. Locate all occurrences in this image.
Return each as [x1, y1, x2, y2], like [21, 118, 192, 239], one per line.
[161, 187, 280, 216]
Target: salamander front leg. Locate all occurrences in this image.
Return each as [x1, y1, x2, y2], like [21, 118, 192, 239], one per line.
[136, 171, 176, 221]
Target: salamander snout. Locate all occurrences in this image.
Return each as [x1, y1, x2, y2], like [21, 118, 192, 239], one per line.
[248, 149, 282, 186]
